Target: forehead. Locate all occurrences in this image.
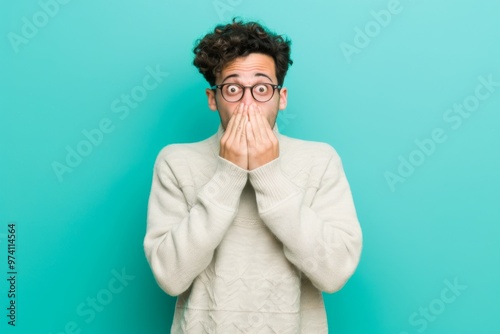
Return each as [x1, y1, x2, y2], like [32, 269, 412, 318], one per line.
[219, 53, 277, 82]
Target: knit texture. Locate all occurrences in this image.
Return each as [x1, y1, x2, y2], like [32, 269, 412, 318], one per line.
[144, 125, 362, 333]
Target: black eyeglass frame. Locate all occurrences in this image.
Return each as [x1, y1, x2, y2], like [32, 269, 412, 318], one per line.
[211, 83, 282, 103]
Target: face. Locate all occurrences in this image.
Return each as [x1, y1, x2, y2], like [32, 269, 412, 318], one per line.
[206, 53, 288, 130]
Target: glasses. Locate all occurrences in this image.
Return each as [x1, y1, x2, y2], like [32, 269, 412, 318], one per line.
[211, 83, 282, 103]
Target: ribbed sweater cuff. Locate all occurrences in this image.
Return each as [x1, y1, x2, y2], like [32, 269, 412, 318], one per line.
[248, 158, 300, 212]
[201, 157, 248, 209]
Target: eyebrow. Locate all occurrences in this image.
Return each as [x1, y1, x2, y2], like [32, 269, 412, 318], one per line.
[221, 73, 274, 84]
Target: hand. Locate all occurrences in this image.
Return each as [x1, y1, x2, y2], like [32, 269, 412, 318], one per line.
[246, 104, 279, 171]
[219, 104, 249, 170]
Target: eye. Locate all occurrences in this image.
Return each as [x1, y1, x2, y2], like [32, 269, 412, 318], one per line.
[254, 84, 269, 95]
[224, 84, 242, 95]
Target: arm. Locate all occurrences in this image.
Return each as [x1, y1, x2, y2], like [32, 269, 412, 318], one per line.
[248, 148, 362, 293]
[144, 106, 249, 296]
[144, 152, 247, 296]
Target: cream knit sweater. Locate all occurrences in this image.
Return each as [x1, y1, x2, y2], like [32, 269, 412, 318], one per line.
[144, 125, 362, 333]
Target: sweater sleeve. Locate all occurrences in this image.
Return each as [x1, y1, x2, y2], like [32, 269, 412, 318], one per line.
[144, 149, 248, 296]
[248, 147, 362, 293]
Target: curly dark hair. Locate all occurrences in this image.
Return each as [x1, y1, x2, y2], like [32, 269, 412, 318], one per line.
[193, 19, 293, 87]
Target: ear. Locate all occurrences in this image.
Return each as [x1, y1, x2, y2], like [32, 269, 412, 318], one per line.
[206, 88, 218, 111]
[278, 87, 288, 110]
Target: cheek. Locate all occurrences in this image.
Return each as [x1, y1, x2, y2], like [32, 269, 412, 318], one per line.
[263, 106, 279, 126]
[218, 107, 234, 129]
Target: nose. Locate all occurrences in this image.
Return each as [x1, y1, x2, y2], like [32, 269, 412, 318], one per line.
[240, 87, 255, 105]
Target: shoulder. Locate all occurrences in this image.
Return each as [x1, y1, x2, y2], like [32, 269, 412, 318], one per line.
[278, 134, 345, 187]
[154, 134, 217, 170]
[280, 134, 341, 165]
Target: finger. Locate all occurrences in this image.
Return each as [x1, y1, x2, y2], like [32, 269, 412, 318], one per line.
[246, 119, 255, 147]
[227, 104, 244, 144]
[237, 104, 248, 144]
[254, 105, 270, 142]
[222, 120, 233, 144]
[248, 104, 262, 143]
[222, 103, 241, 139]
[261, 109, 276, 139]
[221, 112, 237, 156]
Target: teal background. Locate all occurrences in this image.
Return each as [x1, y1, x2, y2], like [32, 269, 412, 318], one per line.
[1, 0, 499, 333]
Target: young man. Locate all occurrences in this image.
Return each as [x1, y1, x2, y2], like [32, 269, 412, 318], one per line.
[144, 20, 362, 333]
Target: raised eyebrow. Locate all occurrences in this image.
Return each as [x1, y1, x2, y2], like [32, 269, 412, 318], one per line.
[255, 73, 274, 82]
[221, 73, 274, 84]
[221, 74, 239, 84]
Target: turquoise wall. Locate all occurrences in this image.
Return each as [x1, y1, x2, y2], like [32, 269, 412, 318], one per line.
[2, 0, 499, 333]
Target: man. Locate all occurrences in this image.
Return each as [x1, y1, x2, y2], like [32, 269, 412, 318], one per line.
[144, 19, 362, 333]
